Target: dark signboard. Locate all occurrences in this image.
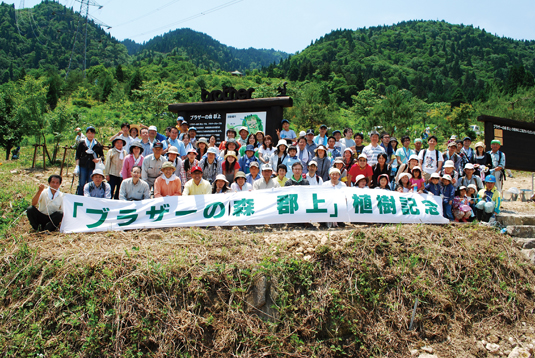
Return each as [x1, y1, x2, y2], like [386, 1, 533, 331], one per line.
[168, 97, 293, 144]
[478, 115, 535, 172]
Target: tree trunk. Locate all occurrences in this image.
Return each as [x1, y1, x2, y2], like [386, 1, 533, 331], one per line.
[42, 134, 52, 162]
[52, 140, 60, 163]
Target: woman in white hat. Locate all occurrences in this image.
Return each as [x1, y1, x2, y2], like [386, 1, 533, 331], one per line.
[230, 171, 252, 192]
[212, 174, 230, 194]
[439, 160, 459, 186]
[195, 137, 209, 161]
[165, 146, 183, 179]
[154, 161, 182, 198]
[395, 173, 412, 193]
[270, 140, 288, 171]
[311, 145, 331, 182]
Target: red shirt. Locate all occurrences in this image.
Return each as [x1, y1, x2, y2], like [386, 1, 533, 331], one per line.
[348, 163, 373, 182]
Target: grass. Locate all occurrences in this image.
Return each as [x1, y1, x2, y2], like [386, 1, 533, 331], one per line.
[0, 147, 535, 357]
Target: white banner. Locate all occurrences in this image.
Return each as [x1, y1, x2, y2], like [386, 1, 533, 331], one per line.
[60, 187, 448, 233]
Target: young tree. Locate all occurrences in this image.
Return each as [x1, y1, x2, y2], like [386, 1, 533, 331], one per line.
[0, 84, 26, 160]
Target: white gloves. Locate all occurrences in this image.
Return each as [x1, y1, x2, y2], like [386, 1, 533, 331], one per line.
[74, 165, 80, 176]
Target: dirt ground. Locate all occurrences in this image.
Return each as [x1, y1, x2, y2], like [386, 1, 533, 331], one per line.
[501, 171, 535, 214]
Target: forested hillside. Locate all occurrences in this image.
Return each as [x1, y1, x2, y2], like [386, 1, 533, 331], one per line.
[0, 1, 128, 80]
[266, 21, 535, 106]
[124, 28, 289, 71]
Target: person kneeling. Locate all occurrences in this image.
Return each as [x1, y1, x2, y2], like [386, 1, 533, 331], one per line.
[83, 169, 111, 199]
[27, 175, 63, 232]
[119, 166, 151, 201]
[475, 175, 501, 222]
[154, 162, 182, 198]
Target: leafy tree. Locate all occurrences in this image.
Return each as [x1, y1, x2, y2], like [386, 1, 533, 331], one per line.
[447, 103, 473, 136]
[128, 70, 143, 98]
[0, 84, 25, 160]
[372, 88, 414, 135]
[115, 64, 125, 82]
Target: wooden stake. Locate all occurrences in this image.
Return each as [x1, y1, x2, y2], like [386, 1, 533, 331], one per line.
[32, 144, 38, 168]
[60, 146, 68, 176]
[42, 144, 46, 171]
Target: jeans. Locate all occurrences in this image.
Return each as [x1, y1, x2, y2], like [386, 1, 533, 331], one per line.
[77, 165, 93, 195]
[108, 175, 123, 200]
[443, 202, 453, 220]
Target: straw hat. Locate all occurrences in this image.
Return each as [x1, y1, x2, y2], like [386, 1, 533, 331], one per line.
[224, 151, 238, 160]
[161, 161, 176, 170]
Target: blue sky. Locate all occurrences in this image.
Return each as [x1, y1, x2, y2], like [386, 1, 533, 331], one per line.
[9, 0, 535, 53]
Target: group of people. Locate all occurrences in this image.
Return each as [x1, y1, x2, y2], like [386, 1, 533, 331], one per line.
[27, 118, 506, 231]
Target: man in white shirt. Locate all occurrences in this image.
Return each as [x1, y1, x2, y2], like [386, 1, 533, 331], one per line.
[253, 164, 281, 190]
[305, 160, 323, 185]
[362, 130, 385, 166]
[419, 135, 444, 182]
[27, 175, 63, 232]
[323, 168, 345, 188]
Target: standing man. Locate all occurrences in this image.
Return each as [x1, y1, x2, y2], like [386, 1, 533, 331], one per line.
[166, 127, 186, 158]
[182, 166, 212, 195]
[142, 142, 166, 190]
[179, 121, 189, 140]
[488, 139, 506, 192]
[353, 132, 365, 157]
[305, 129, 317, 157]
[119, 166, 150, 201]
[380, 132, 394, 164]
[460, 136, 475, 168]
[237, 127, 249, 147]
[362, 130, 385, 166]
[27, 175, 63, 232]
[296, 136, 311, 174]
[396, 136, 415, 166]
[138, 128, 153, 156]
[188, 127, 198, 147]
[340, 128, 355, 152]
[305, 160, 323, 186]
[253, 164, 280, 190]
[110, 123, 133, 154]
[83, 169, 111, 199]
[148, 126, 167, 150]
[414, 138, 423, 156]
[74, 127, 86, 146]
[74, 126, 104, 196]
[314, 124, 328, 146]
[419, 135, 444, 182]
[176, 116, 184, 133]
[443, 141, 462, 174]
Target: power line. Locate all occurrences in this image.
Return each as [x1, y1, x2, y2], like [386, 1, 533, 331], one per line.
[127, 0, 244, 39]
[113, 0, 183, 27]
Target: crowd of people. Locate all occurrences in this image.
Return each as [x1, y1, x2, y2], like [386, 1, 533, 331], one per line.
[26, 117, 506, 231]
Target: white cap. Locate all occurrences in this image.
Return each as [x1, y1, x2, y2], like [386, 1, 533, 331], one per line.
[358, 153, 367, 160]
[308, 160, 318, 167]
[329, 168, 341, 175]
[464, 163, 474, 170]
[430, 172, 441, 179]
[442, 174, 452, 181]
[444, 160, 455, 168]
[148, 125, 157, 131]
[299, 131, 306, 137]
[409, 154, 420, 161]
[355, 174, 366, 183]
[261, 163, 273, 171]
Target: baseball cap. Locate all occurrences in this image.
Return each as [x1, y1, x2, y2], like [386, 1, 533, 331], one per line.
[148, 125, 158, 131]
[491, 139, 501, 145]
[261, 164, 273, 171]
[444, 160, 455, 168]
[191, 165, 203, 173]
[464, 163, 474, 170]
[188, 127, 197, 132]
[306, 129, 314, 135]
[358, 153, 367, 160]
[332, 130, 341, 135]
[281, 119, 289, 124]
[249, 161, 259, 168]
[153, 142, 164, 149]
[430, 173, 441, 179]
[207, 147, 218, 155]
[409, 154, 420, 161]
[320, 124, 327, 129]
[176, 116, 184, 122]
[86, 126, 96, 133]
[329, 168, 341, 175]
[299, 131, 306, 137]
[245, 144, 255, 152]
[308, 160, 318, 167]
[442, 174, 452, 181]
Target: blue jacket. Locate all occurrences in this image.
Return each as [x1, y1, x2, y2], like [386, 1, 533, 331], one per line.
[442, 183, 455, 203]
[425, 183, 442, 196]
[238, 155, 258, 175]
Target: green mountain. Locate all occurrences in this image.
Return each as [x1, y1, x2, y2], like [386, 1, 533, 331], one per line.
[267, 20, 535, 105]
[123, 28, 289, 72]
[0, 0, 128, 79]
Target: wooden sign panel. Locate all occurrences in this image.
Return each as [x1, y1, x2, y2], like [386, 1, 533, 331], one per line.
[478, 115, 535, 172]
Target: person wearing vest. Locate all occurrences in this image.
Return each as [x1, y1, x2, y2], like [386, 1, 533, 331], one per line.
[105, 137, 127, 200]
[74, 126, 104, 196]
[199, 147, 222, 184]
[460, 136, 475, 168]
[83, 169, 111, 199]
[142, 142, 166, 190]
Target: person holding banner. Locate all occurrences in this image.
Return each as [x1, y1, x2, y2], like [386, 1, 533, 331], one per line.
[83, 169, 111, 199]
[183, 166, 212, 196]
[119, 166, 150, 201]
[154, 162, 182, 198]
[230, 171, 252, 192]
[253, 164, 280, 190]
[275, 164, 289, 187]
[284, 162, 310, 187]
[323, 168, 345, 189]
[27, 175, 63, 232]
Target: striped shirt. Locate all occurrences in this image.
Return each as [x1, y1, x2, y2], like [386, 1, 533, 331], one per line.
[362, 144, 385, 166]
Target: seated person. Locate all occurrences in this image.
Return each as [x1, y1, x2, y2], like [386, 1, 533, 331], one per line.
[275, 164, 289, 187]
[374, 174, 391, 190]
[119, 166, 150, 201]
[304, 160, 323, 186]
[27, 175, 63, 232]
[475, 175, 501, 222]
[83, 169, 111, 199]
[323, 168, 345, 188]
[354, 174, 369, 189]
[183, 166, 212, 195]
[425, 173, 442, 196]
[230, 171, 252, 192]
[395, 173, 412, 193]
[154, 162, 182, 198]
[246, 161, 261, 185]
[453, 186, 473, 223]
[212, 174, 231, 194]
[284, 162, 310, 186]
[253, 164, 280, 190]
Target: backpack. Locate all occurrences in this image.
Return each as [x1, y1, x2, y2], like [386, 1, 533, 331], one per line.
[422, 149, 439, 166]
